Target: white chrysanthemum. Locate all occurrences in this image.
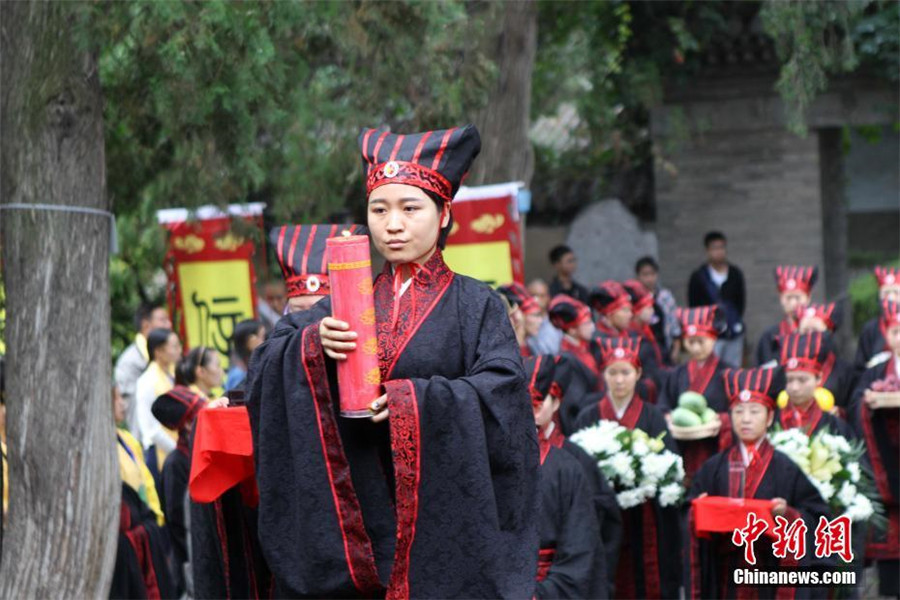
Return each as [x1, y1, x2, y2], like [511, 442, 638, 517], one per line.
[837, 482, 857, 507]
[632, 439, 650, 457]
[616, 489, 645, 510]
[659, 482, 683, 507]
[642, 452, 675, 483]
[847, 462, 861, 484]
[813, 479, 836, 502]
[601, 453, 636, 487]
[845, 495, 874, 522]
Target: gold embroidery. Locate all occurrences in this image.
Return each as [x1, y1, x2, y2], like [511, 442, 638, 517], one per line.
[214, 232, 245, 252]
[362, 338, 378, 355]
[365, 367, 382, 385]
[470, 213, 505, 235]
[360, 307, 376, 325]
[357, 279, 374, 295]
[328, 260, 372, 271]
[173, 234, 205, 253]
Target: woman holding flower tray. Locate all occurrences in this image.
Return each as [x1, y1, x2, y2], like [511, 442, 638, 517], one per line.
[572, 336, 682, 599]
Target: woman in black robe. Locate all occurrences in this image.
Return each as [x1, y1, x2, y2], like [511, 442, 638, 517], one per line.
[686, 367, 831, 600]
[853, 269, 899, 376]
[247, 125, 539, 598]
[573, 337, 681, 599]
[754, 266, 817, 367]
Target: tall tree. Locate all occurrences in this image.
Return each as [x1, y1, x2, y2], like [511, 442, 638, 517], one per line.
[0, 2, 117, 596]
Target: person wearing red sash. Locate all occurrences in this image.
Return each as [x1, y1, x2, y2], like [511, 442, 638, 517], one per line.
[526, 355, 607, 599]
[850, 299, 900, 597]
[248, 125, 539, 597]
[659, 306, 733, 482]
[573, 337, 681, 599]
[775, 331, 852, 438]
[854, 267, 900, 376]
[686, 367, 830, 599]
[755, 266, 818, 366]
[549, 294, 601, 378]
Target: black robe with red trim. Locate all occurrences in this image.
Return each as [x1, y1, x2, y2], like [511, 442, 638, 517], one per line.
[775, 401, 853, 439]
[853, 318, 888, 377]
[573, 396, 681, 599]
[554, 354, 602, 436]
[160, 443, 190, 595]
[535, 441, 606, 599]
[756, 319, 795, 366]
[685, 442, 831, 600]
[110, 484, 177, 600]
[849, 358, 900, 571]
[191, 486, 273, 600]
[658, 356, 732, 485]
[247, 251, 539, 598]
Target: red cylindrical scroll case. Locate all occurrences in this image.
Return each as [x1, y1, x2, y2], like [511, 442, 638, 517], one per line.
[326, 234, 381, 417]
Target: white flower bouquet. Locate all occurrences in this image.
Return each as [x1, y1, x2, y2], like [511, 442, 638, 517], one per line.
[768, 427, 884, 525]
[571, 419, 685, 510]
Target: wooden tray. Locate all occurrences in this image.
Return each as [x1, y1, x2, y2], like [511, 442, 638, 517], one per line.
[669, 417, 722, 440]
[869, 391, 900, 409]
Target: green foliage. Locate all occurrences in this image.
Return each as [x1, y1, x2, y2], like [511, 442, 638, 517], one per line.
[761, 0, 898, 135]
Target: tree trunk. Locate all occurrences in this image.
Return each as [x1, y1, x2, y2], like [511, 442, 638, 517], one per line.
[468, 0, 538, 187]
[0, 2, 118, 597]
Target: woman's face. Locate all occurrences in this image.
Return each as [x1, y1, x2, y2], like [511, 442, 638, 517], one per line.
[731, 402, 773, 444]
[780, 291, 809, 317]
[603, 362, 640, 401]
[608, 305, 633, 331]
[367, 183, 449, 265]
[197, 350, 224, 392]
[533, 394, 560, 428]
[880, 285, 900, 303]
[684, 335, 716, 362]
[575, 320, 595, 342]
[158, 334, 182, 367]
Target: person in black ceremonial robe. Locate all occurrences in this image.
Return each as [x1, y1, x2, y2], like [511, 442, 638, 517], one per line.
[247, 124, 539, 598]
[774, 331, 852, 438]
[686, 367, 831, 600]
[755, 266, 817, 367]
[791, 302, 856, 411]
[849, 299, 900, 598]
[526, 355, 613, 599]
[854, 267, 900, 376]
[573, 337, 681, 599]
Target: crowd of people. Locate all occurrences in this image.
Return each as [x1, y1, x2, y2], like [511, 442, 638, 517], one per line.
[0, 122, 897, 600]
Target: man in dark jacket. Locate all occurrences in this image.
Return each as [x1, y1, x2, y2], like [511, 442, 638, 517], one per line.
[688, 231, 746, 367]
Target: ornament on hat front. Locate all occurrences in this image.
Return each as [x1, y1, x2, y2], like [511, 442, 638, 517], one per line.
[786, 279, 797, 290]
[805, 307, 816, 318]
[687, 325, 697, 336]
[787, 358, 799, 370]
[739, 390, 752, 402]
[613, 348, 625, 359]
[887, 274, 896, 285]
[306, 276, 321, 293]
[383, 161, 400, 178]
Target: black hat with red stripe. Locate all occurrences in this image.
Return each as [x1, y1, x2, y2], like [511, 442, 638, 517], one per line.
[875, 266, 900, 290]
[548, 295, 592, 331]
[359, 125, 481, 202]
[269, 224, 367, 298]
[622, 280, 654, 313]
[523, 355, 562, 409]
[723, 368, 779, 410]
[677, 305, 724, 339]
[152, 385, 205, 431]
[795, 302, 840, 332]
[777, 331, 832, 375]
[774, 265, 818, 295]
[590, 281, 632, 315]
[497, 282, 540, 316]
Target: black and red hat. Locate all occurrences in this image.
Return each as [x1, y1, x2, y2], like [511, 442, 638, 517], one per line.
[622, 279, 654, 313]
[774, 265, 818, 295]
[795, 302, 839, 332]
[598, 336, 642, 369]
[524, 355, 562, 409]
[881, 299, 900, 328]
[723, 368, 779, 410]
[677, 305, 723, 339]
[152, 385, 205, 431]
[269, 224, 367, 298]
[777, 332, 832, 375]
[359, 125, 481, 202]
[497, 282, 540, 316]
[548, 295, 592, 331]
[875, 266, 900, 290]
[590, 281, 632, 315]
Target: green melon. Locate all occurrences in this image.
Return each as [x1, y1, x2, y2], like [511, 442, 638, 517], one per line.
[678, 391, 708, 415]
[700, 407, 718, 424]
[671, 407, 703, 427]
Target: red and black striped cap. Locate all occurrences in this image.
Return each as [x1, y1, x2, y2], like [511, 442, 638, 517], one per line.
[774, 265, 818, 295]
[524, 355, 562, 408]
[590, 281, 631, 316]
[359, 125, 481, 202]
[622, 280, 654, 313]
[795, 302, 839, 332]
[875, 266, 899, 289]
[723, 368, 778, 410]
[777, 331, 831, 374]
[269, 224, 367, 298]
[598, 335, 642, 369]
[548, 294, 592, 331]
[152, 385, 205, 431]
[677, 305, 722, 339]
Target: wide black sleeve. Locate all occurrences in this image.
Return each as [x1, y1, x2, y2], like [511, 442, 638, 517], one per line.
[536, 463, 603, 599]
[688, 269, 706, 308]
[853, 319, 883, 375]
[658, 366, 684, 414]
[755, 325, 779, 367]
[732, 266, 746, 318]
[847, 364, 882, 420]
[162, 453, 190, 593]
